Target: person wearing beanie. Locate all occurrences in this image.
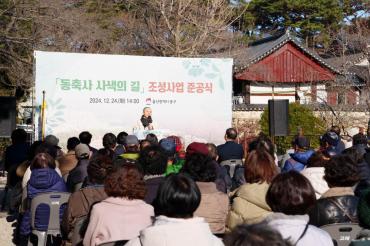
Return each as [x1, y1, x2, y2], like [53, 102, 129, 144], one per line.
[66, 144, 91, 192]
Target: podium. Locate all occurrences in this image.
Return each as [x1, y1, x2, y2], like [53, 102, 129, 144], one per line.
[133, 129, 171, 140]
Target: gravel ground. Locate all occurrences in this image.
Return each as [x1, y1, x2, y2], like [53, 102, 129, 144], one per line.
[0, 176, 15, 246]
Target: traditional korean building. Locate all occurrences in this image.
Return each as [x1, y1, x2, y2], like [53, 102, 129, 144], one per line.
[213, 31, 366, 109]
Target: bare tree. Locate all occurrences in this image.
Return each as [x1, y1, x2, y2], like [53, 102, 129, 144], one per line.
[127, 0, 237, 57]
[0, 0, 37, 90]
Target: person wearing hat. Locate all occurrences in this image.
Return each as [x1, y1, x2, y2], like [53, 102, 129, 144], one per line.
[66, 144, 91, 192]
[319, 131, 341, 157]
[160, 137, 185, 176]
[45, 134, 64, 158]
[282, 136, 314, 173]
[120, 135, 140, 160]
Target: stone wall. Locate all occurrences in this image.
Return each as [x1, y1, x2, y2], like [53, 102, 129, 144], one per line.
[232, 110, 369, 137]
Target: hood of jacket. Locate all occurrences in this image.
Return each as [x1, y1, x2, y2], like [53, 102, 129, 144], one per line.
[290, 150, 315, 164]
[236, 182, 271, 211]
[28, 168, 66, 198]
[138, 216, 222, 246]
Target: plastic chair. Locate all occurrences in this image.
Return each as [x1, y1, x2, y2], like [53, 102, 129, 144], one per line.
[320, 223, 363, 246]
[28, 192, 70, 246]
[98, 240, 128, 246]
[350, 240, 370, 246]
[220, 159, 243, 178]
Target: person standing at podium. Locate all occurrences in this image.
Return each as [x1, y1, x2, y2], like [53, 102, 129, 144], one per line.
[140, 107, 154, 130]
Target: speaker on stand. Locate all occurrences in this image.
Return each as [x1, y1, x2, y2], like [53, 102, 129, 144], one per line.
[268, 99, 289, 141]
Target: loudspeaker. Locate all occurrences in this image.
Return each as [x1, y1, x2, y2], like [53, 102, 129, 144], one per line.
[0, 97, 16, 137]
[268, 99, 289, 136]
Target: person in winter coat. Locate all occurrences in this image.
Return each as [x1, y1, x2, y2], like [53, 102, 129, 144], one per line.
[66, 144, 90, 192]
[265, 171, 333, 246]
[227, 150, 278, 230]
[19, 153, 67, 245]
[309, 155, 360, 227]
[282, 136, 314, 173]
[57, 137, 80, 177]
[138, 145, 167, 204]
[224, 223, 292, 246]
[61, 153, 112, 241]
[126, 174, 223, 246]
[301, 152, 329, 199]
[181, 153, 229, 233]
[83, 163, 154, 246]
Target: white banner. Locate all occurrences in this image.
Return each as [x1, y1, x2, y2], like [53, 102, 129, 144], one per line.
[34, 51, 233, 149]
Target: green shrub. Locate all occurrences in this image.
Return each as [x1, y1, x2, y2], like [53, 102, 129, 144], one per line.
[259, 102, 325, 154]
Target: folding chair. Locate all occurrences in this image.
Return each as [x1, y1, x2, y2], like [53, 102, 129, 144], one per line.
[28, 192, 70, 246]
[321, 223, 363, 246]
[220, 159, 243, 178]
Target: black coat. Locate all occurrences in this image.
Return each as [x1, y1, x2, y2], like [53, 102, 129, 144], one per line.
[309, 195, 359, 227]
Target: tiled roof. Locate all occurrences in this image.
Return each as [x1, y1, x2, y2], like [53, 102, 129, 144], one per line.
[208, 30, 340, 74]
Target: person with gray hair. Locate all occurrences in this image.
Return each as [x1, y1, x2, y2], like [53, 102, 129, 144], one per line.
[140, 107, 154, 130]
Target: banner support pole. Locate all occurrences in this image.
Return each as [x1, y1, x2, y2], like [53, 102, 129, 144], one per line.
[41, 90, 46, 141]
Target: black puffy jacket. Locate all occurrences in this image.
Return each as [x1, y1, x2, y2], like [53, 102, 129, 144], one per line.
[309, 195, 359, 227]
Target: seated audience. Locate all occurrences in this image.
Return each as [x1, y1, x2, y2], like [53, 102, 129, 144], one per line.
[140, 140, 151, 150]
[160, 136, 186, 176]
[163, 137, 185, 175]
[44, 134, 64, 158]
[233, 133, 277, 190]
[181, 153, 229, 233]
[309, 155, 360, 227]
[282, 136, 314, 172]
[207, 143, 231, 192]
[223, 223, 292, 246]
[330, 126, 346, 153]
[217, 128, 244, 163]
[19, 153, 67, 245]
[4, 129, 30, 191]
[57, 137, 80, 177]
[138, 145, 167, 204]
[300, 152, 329, 198]
[61, 153, 112, 240]
[120, 135, 140, 160]
[265, 171, 333, 246]
[227, 150, 278, 229]
[102, 133, 117, 159]
[356, 188, 370, 240]
[79, 131, 97, 154]
[115, 131, 128, 156]
[83, 163, 154, 246]
[126, 174, 223, 246]
[66, 143, 90, 192]
[319, 131, 341, 157]
[21, 143, 63, 208]
[343, 147, 369, 196]
[145, 133, 159, 146]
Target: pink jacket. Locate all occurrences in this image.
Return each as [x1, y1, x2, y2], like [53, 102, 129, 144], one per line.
[83, 197, 154, 246]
